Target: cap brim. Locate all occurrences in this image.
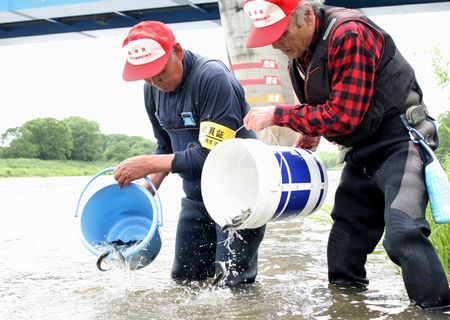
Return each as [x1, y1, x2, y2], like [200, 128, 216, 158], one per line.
[246, 14, 292, 48]
[122, 52, 170, 81]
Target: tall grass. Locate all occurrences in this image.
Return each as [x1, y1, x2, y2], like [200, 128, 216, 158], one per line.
[427, 161, 450, 276]
[427, 209, 450, 275]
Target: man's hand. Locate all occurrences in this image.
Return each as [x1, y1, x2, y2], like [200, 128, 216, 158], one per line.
[243, 106, 276, 131]
[293, 132, 321, 151]
[114, 154, 173, 187]
[114, 155, 152, 187]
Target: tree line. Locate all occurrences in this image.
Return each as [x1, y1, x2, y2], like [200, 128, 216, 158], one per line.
[1, 113, 448, 167]
[0, 116, 156, 162]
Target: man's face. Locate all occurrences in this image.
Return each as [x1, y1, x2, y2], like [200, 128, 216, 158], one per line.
[271, 6, 315, 59]
[144, 44, 183, 92]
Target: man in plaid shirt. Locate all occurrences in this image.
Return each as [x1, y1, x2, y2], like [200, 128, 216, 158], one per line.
[242, 0, 449, 311]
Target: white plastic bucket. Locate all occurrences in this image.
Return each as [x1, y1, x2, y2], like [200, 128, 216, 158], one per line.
[201, 138, 328, 229]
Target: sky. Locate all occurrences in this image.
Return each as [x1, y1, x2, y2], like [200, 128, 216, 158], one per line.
[0, 4, 449, 153]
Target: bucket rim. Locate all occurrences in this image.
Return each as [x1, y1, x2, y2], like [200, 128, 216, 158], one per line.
[236, 139, 282, 229]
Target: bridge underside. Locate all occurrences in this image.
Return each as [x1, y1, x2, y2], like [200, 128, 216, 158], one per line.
[0, 0, 448, 41]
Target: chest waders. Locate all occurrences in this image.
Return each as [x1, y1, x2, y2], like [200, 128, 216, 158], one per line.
[150, 58, 265, 286]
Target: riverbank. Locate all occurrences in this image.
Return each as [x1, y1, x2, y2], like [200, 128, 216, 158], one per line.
[0, 157, 344, 178]
[0, 158, 117, 178]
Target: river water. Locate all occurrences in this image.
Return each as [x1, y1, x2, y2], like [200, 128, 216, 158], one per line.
[0, 171, 448, 320]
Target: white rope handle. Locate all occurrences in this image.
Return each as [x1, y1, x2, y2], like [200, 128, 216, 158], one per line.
[232, 125, 280, 147]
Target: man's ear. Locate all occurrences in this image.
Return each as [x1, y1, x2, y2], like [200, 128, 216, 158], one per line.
[173, 42, 183, 60]
[304, 3, 314, 24]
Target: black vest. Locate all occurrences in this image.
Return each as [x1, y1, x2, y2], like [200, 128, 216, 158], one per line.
[288, 7, 420, 147]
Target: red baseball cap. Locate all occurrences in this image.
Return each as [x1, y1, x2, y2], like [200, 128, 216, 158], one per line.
[122, 21, 176, 81]
[244, 0, 301, 48]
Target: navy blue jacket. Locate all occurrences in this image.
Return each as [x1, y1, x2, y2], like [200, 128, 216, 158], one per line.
[144, 49, 255, 199]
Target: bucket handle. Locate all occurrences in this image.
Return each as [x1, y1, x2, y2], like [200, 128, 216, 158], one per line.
[74, 167, 163, 227]
[233, 125, 280, 146]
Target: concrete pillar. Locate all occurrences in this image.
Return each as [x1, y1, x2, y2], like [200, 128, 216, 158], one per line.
[217, 0, 297, 146]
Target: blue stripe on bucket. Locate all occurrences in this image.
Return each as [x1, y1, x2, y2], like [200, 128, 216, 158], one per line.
[309, 150, 326, 213]
[315, 156, 326, 184]
[312, 188, 325, 212]
[279, 190, 311, 218]
[273, 150, 313, 220]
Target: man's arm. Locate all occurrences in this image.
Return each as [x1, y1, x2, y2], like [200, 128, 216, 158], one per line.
[273, 21, 382, 137]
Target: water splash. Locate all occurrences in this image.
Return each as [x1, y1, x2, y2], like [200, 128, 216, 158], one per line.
[221, 230, 245, 249]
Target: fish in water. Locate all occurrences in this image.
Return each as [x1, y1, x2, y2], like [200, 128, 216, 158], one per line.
[221, 208, 252, 232]
[96, 239, 139, 271]
[212, 261, 227, 286]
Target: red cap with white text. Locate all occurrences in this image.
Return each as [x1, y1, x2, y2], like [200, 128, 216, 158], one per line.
[244, 0, 301, 48]
[122, 21, 176, 81]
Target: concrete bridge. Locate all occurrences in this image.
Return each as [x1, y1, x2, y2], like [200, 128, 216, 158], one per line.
[1, 0, 448, 42]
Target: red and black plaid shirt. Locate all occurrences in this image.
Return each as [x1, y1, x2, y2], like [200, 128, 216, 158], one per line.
[273, 16, 383, 137]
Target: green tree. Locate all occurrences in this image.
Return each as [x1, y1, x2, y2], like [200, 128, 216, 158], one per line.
[0, 127, 39, 158]
[22, 118, 73, 160]
[101, 133, 130, 152]
[431, 46, 450, 165]
[436, 111, 450, 164]
[316, 151, 342, 170]
[64, 116, 103, 161]
[102, 134, 156, 161]
[432, 46, 450, 88]
[104, 141, 131, 161]
[129, 139, 155, 156]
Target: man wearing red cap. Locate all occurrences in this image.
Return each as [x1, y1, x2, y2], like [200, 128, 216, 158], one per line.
[242, 0, 449, 311]
[114, 21, 265, 286]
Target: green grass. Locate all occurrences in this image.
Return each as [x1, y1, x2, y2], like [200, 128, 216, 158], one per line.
[0, 158, 117, 177]
[430, 162, 450, 275]
[427, 208, 450, 275]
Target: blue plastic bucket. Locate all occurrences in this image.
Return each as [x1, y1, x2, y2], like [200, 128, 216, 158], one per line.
[201, 139, 328, 229]
[75, 167, 163, 270]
